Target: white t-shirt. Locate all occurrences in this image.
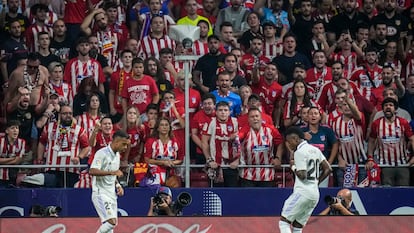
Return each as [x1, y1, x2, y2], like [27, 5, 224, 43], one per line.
[293, 141, 326, 200]
[91, 145, 120, 196]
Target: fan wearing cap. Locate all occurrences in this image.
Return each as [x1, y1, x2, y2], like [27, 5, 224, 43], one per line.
[36, 90, 60, 130]
[48, 61, 73, 106]
[147, 186, 175, 216]
[262, 21, 283, 60]
[367, 97, 414, 186]
[254, 0, 290, 40]
[0, 120, 25, 187]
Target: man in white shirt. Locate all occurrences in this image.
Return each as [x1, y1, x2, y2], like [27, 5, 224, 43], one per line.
[279, 126, 331, 233]
[90, 130, 131, 233]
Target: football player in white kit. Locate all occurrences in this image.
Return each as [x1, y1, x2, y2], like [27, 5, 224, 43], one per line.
[279, 126, 332, 233]
[90, 130, 131, 233]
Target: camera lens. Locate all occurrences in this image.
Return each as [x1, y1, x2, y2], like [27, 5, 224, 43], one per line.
[153, 194, 163, 205]
[324, 195, 337, 205]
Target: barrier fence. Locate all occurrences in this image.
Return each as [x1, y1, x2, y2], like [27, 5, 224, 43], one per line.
[0, 163, 410, 188]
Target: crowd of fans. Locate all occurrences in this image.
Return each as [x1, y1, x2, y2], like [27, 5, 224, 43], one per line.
[0, 0, 414, 188]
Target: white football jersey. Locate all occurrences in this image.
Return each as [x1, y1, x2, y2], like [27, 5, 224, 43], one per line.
[91, 145, 120, 196]
[293, 141, 326, 200]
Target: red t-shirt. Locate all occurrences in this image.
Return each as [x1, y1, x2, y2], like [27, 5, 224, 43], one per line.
[191, 110, 215, 153]
[121, 75, 159, 114]
[251, 77, 283, 115]
[173, 87, 201, 118]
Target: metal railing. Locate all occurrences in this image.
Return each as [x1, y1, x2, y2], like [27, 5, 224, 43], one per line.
[0, 163, 409, 188]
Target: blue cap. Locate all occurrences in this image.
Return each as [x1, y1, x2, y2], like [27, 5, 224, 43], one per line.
[157, 186, 172, 197]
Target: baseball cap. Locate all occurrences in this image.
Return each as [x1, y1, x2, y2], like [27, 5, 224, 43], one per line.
[157, 186, 172, 197]
[49, 89, 59, 98]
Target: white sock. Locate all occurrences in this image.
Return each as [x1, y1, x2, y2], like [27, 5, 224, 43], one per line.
[96, 221, 115, 233]
[279, 220, 292, 233]
[293, 227, 302, 233]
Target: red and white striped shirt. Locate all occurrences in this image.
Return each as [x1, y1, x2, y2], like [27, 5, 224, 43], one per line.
[139, 13, 175, 41]
[317, 82, 338, 112]
[49, 82, 73, 106]
[283, 99, 320, 120]
[192, 40, 209, 56]
[239, 124, 282, 181]
[305, 66, 333, 98]
[25, 24, 53, 52]
[96, 30, 120, 69]
[330, 52, 358, 79]
[240, 54, 271, 84]
[327, 108, 342, 127]
[174, 59, 196, 72]
[317, 82, 360, 112]
[88, 132, 113, 165]
[404, 52, 414, 80]
[39, 122, 89, 173]
[263, 41, 283, 60]
[350, 65, 383, 101]
[138, 34, 176, 60]
[331, 115, 367, 164]
[171, 59, 197, 85]
[144, 137, 184, 185]
[0, 137, 25, 181]
[370, 117, 413, 166]
[204, 117, 239, 165]
[63, 58, 105, 95]
[77, 113, 100, 138]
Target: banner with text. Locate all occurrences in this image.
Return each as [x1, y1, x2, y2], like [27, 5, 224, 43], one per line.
[0, 188, 413, 217]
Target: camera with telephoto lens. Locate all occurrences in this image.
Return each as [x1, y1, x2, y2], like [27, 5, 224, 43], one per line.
[324, 195, 346, 207]
[43, 206, 62, 217]
[172, 192, 192, 216]
[153, 193, 165, 206]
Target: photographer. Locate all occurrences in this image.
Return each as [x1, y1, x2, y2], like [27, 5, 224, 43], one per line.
[147, 186, 175, 216]
[29, 205, 62, 217]
[320, 189, 359, 216]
